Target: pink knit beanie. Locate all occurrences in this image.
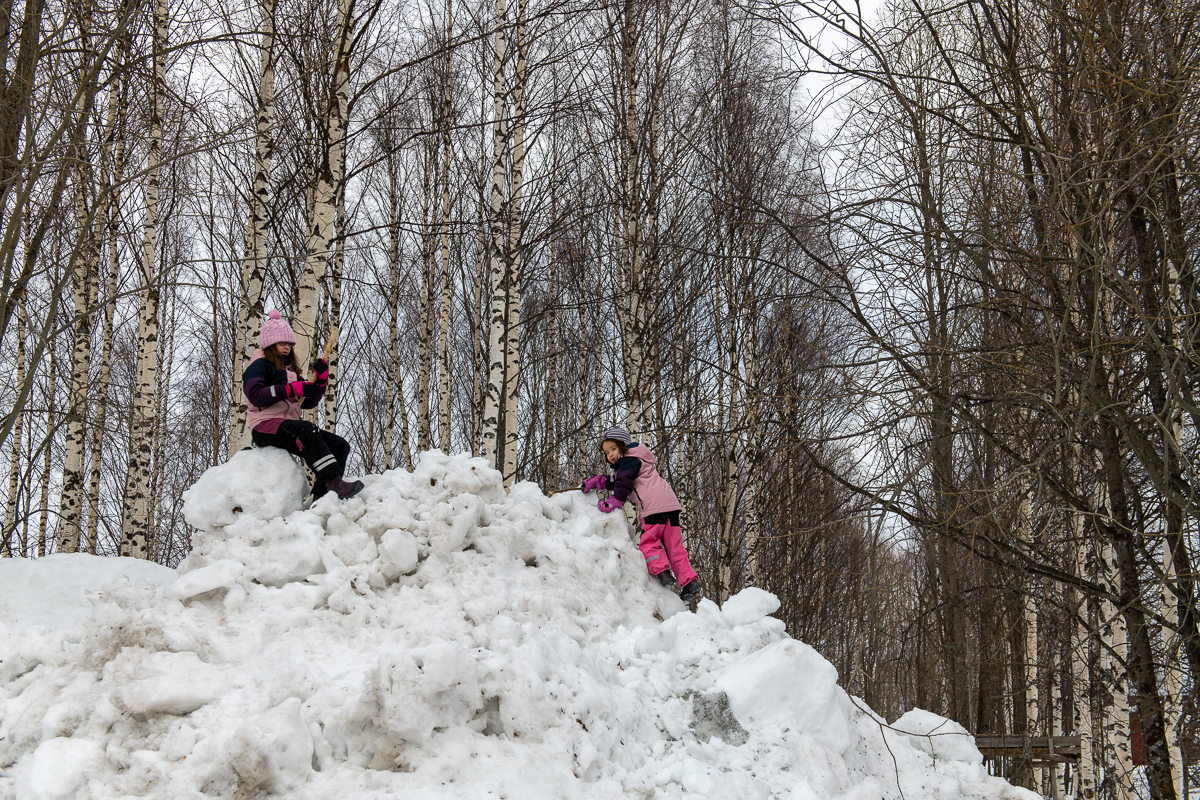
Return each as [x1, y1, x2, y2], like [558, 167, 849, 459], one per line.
[259, 309, 297, 349]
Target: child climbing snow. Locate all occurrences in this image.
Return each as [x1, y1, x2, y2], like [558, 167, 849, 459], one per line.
[583, 426, 702, 603]
[242, 310, 364, 500]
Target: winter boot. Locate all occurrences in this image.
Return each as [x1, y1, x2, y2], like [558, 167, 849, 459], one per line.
[657, 570, 676, 588]
[679, 580, 702, 603]
[310, 479, 328, 500]
[324, 475, 364, 500]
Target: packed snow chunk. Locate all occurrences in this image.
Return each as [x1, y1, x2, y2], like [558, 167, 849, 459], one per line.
[226, 698, 314, 793]
[892, 708, 983, 764]
[117, 650, 223, 715]
[164, 558, 245, 601]
[183, 447, 308, 529]
[715, 638, 856, 753]
[721, 587, 781, 627]
[379, 529, 419, 576]
[14, 736, 103, 800]
[0, 553, 176, 630]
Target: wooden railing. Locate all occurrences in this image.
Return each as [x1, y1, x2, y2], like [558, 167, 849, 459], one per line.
[974, 735, 1081, 765]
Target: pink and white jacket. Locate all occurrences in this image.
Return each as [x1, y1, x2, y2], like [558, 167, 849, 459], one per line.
[605, 443, 681, 521]
[242, 349, 324, 434]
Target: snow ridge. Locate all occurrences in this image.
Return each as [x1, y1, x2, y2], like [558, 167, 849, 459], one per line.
[0, 450, 1035, 800]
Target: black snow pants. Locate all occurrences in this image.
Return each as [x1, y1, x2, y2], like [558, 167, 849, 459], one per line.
[252, 419, 350, 497]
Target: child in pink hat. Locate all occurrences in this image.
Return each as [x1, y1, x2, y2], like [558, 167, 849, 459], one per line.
[241, 310, 363, 500]
[583, 426, 702, 603]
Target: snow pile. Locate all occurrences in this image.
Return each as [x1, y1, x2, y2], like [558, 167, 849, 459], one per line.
[0, 451, 1035, 800]
[0, 553, 176, 630]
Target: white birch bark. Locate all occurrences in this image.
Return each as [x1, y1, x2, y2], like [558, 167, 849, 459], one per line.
[324, 152, 345, 432]
[1019, 475, 1040, 745]
[295, 0, 353, 368]
[1099, 539, 1134, 800]
[479, 0, 508, 470]
[615, 0, 650, 436]
[1071, 530, 1095, 799]
[87, 55, 124, 555]
[120, 0, 166, 558]
[385, 146, 404, 470]
[229, 0, 276, 456]
[3, 288, 25, 557]
[417, 146, 434, 452]
[58, 6, 99, 554]
[436, 1, 454, 452]
[500, 0, 526, 486]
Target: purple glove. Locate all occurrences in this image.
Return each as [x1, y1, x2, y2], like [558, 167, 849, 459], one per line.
[284, 380, 306, 399]
[302, 381, 323, 400]
[598, 496, 623, 513]
[582, 474, 608, 493]
[313, 358, 330, 383]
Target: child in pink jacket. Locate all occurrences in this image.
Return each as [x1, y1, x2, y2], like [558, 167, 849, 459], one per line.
[584, 426, 702, 602]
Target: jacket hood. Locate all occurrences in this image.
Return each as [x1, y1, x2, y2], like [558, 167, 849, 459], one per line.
[627, 443, 656, 466]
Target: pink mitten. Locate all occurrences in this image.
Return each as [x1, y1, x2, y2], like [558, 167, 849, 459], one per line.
[582, 474, 608, 493]
[598, 496, 623, 513]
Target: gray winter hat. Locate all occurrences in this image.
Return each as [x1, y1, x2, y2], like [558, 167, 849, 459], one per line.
[602, 426, 633, 446]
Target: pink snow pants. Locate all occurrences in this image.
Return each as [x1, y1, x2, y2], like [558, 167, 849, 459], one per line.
[639, 523, 698, 586]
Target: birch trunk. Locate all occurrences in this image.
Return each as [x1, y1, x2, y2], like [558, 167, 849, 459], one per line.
[87, 55, 125, 554]
[500, 0, 526, 486]
[616, 0, 650, 436]
[324, 159, 345, 431]
[59, 6, 99, 554]
[479, 0, 508, 470]
[436, 0, 453, 451]
[2, 288, 25, 557]
[1071, 532, 1095, 798]
[295, 0, 353, 368]
[385, 148, 405, 470]
[120, 0, 167, 558]
[1099, 539, 1134, 800]
[230, 0, 276, 456]
[417, 146, 434, 452]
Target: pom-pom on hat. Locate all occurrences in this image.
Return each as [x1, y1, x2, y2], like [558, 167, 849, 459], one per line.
[259, 309, 297, 349]
[602, 426, 633, 446]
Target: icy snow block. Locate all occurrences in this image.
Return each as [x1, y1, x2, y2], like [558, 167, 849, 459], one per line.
[0, 552, 176, 630]
[165, 558, 245, 601]
[14, 737, 103, 800]
[118, 651, 222, 715]
[891, 708, 983, 764]
[715, 639, 855, 753]
[183, 448, 308, 530]
[691, 691, 749, 745]
[635, 616, 678, 655]
[380, 529, 419, 576]
[721, 587, 781, 627]
[226, 697, 314, 793]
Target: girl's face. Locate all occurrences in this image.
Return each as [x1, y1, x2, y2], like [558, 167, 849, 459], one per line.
[602, 440, 623, 465]
[273, 342, 293, 358]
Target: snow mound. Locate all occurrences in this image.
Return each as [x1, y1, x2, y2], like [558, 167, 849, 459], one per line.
[0, 451, 1035, 800]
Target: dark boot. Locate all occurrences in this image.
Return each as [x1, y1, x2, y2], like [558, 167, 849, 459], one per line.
[656, 570, 676, 588]
[324, 475, 364, 500]
[680, 580, 702, 603]
[310, 479, 328, 500]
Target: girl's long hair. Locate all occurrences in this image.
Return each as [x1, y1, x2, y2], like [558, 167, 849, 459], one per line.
[263, 343, 303, 376]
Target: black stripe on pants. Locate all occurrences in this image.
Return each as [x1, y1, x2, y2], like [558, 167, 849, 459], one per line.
[251, 420, 349, 482]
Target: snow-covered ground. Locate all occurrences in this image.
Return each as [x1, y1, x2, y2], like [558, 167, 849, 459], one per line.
[0, 449, 1037, 800]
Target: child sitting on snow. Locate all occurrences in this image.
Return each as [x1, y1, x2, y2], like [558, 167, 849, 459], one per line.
[583, 426, 702, 603]
[242, 310, 364, 500]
